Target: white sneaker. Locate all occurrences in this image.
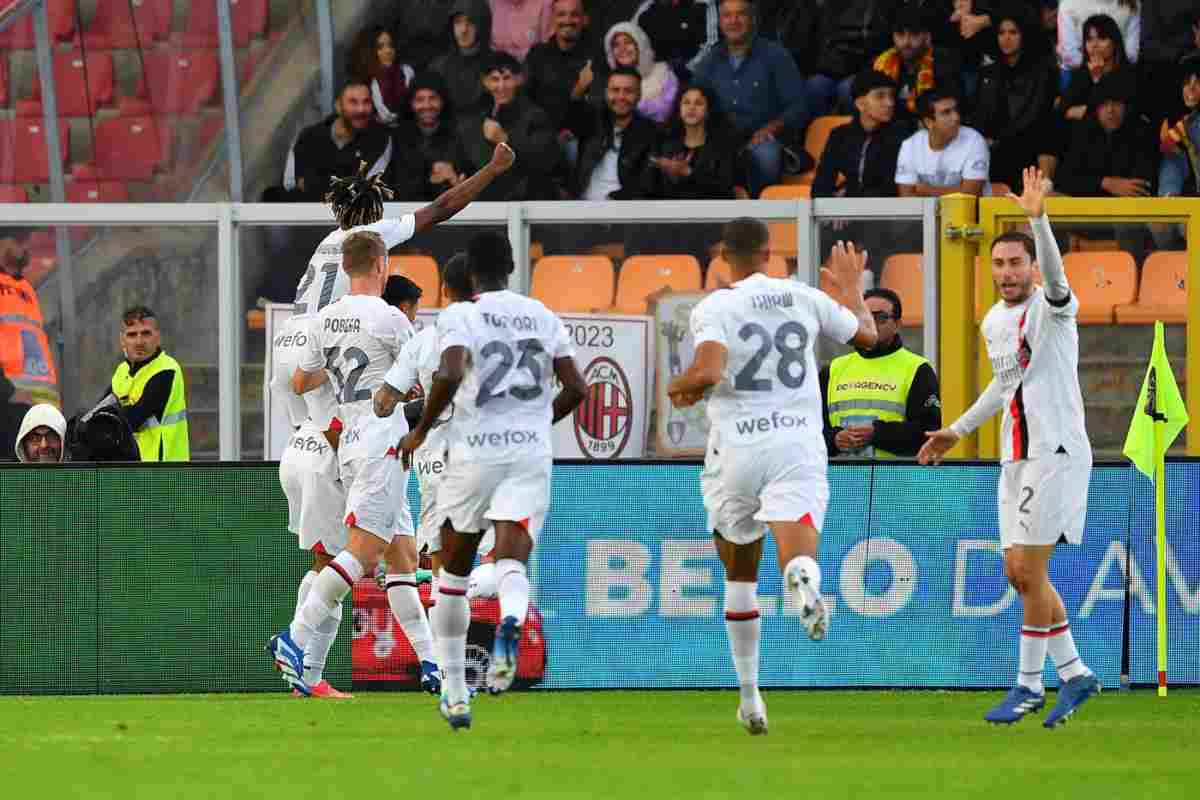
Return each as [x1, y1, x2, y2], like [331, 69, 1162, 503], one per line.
[787, 568, 828, 641]
[737, 701, 769, 736]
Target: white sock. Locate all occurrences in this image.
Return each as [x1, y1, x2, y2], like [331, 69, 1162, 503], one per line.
[386, 573, 436, 664]
[1047, 621, 1090, 681]
[724, 580, 761, 708]
[496, 558, 530, 627]
[292, 570, 317, 624]
[783, 555, 821, 595]
[303, 603, 341, 686]
[435, 572, 471, 705]
[1018, 625, 1049, 693]
[290, 552, 363, 648]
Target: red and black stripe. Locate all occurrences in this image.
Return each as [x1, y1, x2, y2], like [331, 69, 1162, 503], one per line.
[1010, 385, 1030, 460]
[725, 610, 760, 621]
[1021, 625, 1053, 638]
[385, 580, 418, 590]
[440, 586, 467, 597]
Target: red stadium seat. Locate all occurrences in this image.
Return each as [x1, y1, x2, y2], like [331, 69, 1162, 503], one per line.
[0, 118, 69, 183]
[0, 0, 74, 49]
[0, 185, 28, 202]
[94, 115, 167, 180]
[0, 56, 8, 106]
[31, 51, 116, 117]
[181, 0, 269, 48]
[80, 0, 172, 49]
[136, 50, 220, 113]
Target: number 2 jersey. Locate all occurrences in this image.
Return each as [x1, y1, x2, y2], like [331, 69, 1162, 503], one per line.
[437, 290, 575, 464]
[690, 273, 859, 456]
[269, 214, 416, 430]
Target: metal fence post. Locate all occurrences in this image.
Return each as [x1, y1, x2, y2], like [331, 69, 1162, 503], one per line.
[218, 204, 240, 460]
[216, 0, 244, 202]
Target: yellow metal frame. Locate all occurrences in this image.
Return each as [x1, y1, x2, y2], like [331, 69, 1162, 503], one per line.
[968, 196, 1199, 457]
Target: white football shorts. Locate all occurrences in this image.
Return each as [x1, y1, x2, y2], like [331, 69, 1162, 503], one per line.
[998, 453, 1091, 549]
[279, 423, 347, 554]
[701, 442, 829, 545]
[340, 450, 414, 544]
[414, 446, 449, 553]
[438, 456, 552, 543]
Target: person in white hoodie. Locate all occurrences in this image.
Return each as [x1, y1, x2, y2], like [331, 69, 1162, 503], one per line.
[604, 21, 680, 124]
[14, 403, 66, 463]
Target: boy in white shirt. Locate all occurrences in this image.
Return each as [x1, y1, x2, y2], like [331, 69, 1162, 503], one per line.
[896, 87, 990, 197]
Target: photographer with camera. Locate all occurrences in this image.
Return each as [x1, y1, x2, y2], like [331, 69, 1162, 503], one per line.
[106, 306, 190, 462]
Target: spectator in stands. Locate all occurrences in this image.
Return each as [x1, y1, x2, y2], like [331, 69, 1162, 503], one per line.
[1055, 71, 1157, 198]
[1060, 14, 1135, 123]
[896, 87, 990, 196]
[646, 85, 736, 199]
[350, 26, 415, 127]
[393, 0, 459, 71]
[279, 80, 392, 201]
[814, 71, 908, 199]
[1, 371, 33, 463]
[947, 0, 994, 101]
[1139, 2, 1199, 127]
[603, 22, 679, 124]
[1152, 55, 1200, 248]
[691, 0, 809, 196]
[13, 403, 66, 463]
[430, 0, 496, 114]
[806, 0, 893, 116]
[109, 306, 189, 462]
[819, 287, 941, 459]
[0, 230, 57, 408]
[389, 73, 461, 201]
[1059, 0, 1140, 83]
[574, 67, 658, 199]
[453, 53, 561, 199]
[525, 0, 596, 169]
[970, 7, 1060, 188]
[490, 0, 557, 62]
[637, 0, 720, 79]
[872, 8, 962, 125]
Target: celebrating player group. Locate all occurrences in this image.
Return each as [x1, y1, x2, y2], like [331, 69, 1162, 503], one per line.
[268, 153, 1099, 734]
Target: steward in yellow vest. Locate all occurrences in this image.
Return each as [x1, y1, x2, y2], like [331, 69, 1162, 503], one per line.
[818, 288, 941, 458]
[109, 306, 189, 461]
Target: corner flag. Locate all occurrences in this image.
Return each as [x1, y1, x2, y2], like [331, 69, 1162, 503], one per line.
[1122, 321, 1188, 697]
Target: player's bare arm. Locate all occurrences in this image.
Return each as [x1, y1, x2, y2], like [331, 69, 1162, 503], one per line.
[551, 356, 587, 423]
[373, 382, 403, 418]
[411, 143, 516, 234]
[820, 241, 878, 349]
[668, 341, 727, 408]
[399, 345, 466, 468]
[290, 366, 328, 395]
[1009, 165, 1071, 304]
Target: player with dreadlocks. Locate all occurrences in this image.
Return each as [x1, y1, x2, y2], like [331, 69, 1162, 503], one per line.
[267, 142, 514, 697]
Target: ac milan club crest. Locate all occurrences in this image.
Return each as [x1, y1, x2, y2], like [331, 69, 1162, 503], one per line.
[574, 356, 633, 459]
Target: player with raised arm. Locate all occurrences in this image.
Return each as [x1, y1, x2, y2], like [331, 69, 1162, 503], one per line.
[919, 166, 1099, 728]
[400, 232, 587, 731]
[668, 219, 877, 736]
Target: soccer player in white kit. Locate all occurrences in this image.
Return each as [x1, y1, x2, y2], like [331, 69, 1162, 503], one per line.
[267, 143, 516, 695]
[400, 232, 587, 730]
[668, 219, 878, 736]
[919, 167, 1100, 727]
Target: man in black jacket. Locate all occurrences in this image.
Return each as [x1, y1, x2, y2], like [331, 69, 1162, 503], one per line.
[819, 288, 941, 459]
[813, 70, 908, 199]
[806, 0, 894, 115]
[574, 67, 658, 200]
[452, 53, 562, 200]
[525, 0, 596, 166]
[429, 0, 495, 114]
[389, 73, 461, 201]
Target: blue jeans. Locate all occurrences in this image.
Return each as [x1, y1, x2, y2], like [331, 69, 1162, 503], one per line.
[805, 74, 854, 117]
[745, 137, 782, 197]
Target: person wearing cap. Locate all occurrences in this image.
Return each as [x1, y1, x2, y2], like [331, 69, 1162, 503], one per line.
[1055, 70, 1157, 198]
[109, 305, 190, 462]
[388, 72, 462, 201]
[14, 403, 67, 463]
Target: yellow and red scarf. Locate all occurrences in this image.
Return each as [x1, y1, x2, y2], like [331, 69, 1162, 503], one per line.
[874, 48, 935, 113]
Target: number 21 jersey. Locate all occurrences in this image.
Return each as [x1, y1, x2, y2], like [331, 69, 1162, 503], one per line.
[437, 290, 575, 464]
[690, 273, 859, 454]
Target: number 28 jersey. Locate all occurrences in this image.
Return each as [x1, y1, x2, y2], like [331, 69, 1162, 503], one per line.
[690, 273, 859, 453]
[437, 290, 575, 464]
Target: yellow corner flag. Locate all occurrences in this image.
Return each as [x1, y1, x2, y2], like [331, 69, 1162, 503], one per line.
[1122, 321, 1188, 697]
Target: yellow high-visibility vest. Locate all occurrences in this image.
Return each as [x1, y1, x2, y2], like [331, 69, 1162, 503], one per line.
[827, 347, 928, 459]
[111, 351, 190, 462]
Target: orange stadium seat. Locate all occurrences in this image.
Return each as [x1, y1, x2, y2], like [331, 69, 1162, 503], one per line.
[614, 255, 701, 313]
[531, 255, 615, 312]
[388, 255, 441, 307]
[1115, 251, 1188, 324]
[1063, 251, 1137, 324]
[760, 183, 811, 200]
[706, 255, 789, 288]
[81, 0, 173, 49]
[31, 51, 115, 117]
[789, 115, 850, 184]
[880, 253, 924, 326]
[0, 118, 69, 183]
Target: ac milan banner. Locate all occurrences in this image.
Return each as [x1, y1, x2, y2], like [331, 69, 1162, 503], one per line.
[653, 292, 711, 456]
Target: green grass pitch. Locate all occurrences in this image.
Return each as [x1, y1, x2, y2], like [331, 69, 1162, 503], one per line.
[2, 689, 1195, 799]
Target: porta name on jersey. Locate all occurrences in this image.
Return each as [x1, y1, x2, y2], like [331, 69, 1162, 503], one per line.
[324, 317, 362, 333]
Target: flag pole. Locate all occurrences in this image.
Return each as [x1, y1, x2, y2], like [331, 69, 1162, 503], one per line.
[1156, 417, 1167, 697]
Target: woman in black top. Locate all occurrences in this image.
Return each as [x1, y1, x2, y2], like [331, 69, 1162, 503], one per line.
[644, 85, 737, 199]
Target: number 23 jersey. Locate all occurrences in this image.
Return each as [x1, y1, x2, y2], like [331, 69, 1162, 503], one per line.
[691, 273, 859, 453]
[437, 290, 575, 464]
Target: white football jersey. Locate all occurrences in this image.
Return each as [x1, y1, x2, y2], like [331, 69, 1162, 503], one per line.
[438, 291, 575, 464]
[300, 294, 415, 437]
[270, 315, 338, 429]
[292, 215, 417, 316]
[965, 215, 1090, 462]
[382, 325, 455, 455]
[690, 273, 859, 454]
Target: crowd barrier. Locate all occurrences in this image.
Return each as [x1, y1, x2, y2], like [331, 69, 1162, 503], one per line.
[1, 460, 1196, 694]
